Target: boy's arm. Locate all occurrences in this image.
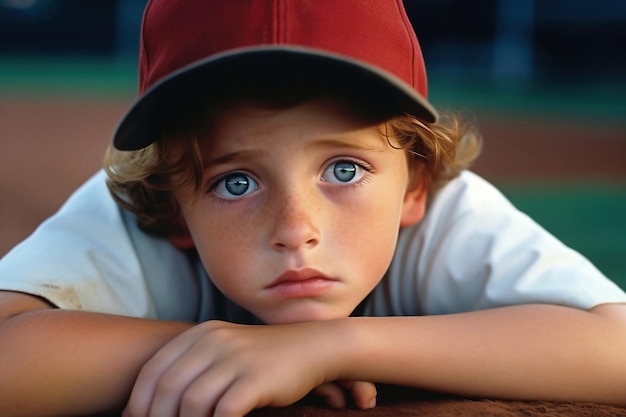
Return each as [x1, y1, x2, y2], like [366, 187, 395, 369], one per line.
[6, 290, 626, 416]
[0, 291, 192, 417]
[121, 303, 626, 417]
[336, 303, 626, 405]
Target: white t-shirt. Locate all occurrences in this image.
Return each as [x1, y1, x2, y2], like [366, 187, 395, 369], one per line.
[1, 170, 624, 323]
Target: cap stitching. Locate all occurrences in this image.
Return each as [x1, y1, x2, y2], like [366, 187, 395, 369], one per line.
[394, 0, 417, 92]
[273, 0, 280, 44]
[139, 0, 155, 93]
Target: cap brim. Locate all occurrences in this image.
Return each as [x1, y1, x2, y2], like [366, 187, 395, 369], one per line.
[113, 46, 438, 151]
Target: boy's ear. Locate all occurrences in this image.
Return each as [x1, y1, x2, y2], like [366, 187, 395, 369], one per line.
[168, 230, 195, 250]
[399, 166, 428, 227]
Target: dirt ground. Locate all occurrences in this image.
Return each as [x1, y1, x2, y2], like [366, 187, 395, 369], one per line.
[1, 95, 625, 258]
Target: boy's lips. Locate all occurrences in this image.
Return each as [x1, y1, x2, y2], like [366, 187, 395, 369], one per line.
[265, 268, 339, 298]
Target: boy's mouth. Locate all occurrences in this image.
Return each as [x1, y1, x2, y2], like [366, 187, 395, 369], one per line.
[265, 268, 339, 298]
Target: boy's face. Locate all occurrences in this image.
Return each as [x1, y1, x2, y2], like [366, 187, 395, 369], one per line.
[174, 98, 426, 324]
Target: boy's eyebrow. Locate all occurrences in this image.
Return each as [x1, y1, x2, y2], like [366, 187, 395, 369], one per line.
[202, 149, 269, 167]
[306, 136, 386, 152]
[203, 135, 384, 167]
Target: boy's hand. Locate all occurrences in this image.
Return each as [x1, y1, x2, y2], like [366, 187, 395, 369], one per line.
[122, 320, 374, 417]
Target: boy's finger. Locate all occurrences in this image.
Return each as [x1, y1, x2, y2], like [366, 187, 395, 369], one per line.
[177, 361, 244, 417]
[211, 375, 276, 417]
[339, 380, 377, 409]
[125, 344, 191, 417]
[313, 382, 347, 408]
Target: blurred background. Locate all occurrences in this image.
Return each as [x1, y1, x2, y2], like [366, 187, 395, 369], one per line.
[0, 0, 624, 288]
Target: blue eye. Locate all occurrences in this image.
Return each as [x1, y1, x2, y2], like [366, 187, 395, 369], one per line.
[322, 160, 365, 184]
[213, 173, 259, 198]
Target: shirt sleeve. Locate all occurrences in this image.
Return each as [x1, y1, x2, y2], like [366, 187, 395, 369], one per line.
[0, 171, 161, 317]
[371, 171, 626, 316]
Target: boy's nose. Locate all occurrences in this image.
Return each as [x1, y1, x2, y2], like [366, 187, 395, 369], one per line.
[269, 193, 321, 252]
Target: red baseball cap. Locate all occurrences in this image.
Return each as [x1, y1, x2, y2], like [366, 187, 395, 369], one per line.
[113, 0, 438, 151]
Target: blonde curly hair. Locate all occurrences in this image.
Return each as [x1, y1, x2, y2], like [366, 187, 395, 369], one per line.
[104, 100, 481, 237]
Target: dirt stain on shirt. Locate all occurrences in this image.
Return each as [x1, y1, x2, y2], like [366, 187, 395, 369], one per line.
[39, 283, 82, 309]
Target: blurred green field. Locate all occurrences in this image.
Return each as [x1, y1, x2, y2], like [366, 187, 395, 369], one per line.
[500, 184, 626, 289]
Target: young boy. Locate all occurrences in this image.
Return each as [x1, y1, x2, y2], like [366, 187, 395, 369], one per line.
[1, 1, 626, 416]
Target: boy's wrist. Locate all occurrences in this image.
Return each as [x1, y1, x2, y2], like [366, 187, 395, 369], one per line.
[309, 317, 372, 383]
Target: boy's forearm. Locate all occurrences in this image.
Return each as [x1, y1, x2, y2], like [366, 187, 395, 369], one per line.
[5, 306, 626, 417]
[0, 309, 192, 417]
[333, 304, 626, 406]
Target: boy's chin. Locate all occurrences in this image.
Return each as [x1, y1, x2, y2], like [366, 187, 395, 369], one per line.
[257, 304, 354, 325]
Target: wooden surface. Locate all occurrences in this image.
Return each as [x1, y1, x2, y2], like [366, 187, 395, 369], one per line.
[249, 386, 626, 417]
[87, 386, 626, 416]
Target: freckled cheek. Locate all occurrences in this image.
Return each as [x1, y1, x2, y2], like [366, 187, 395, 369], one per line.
[187, 211, 260, 280]
[328, 193, 402, 271]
